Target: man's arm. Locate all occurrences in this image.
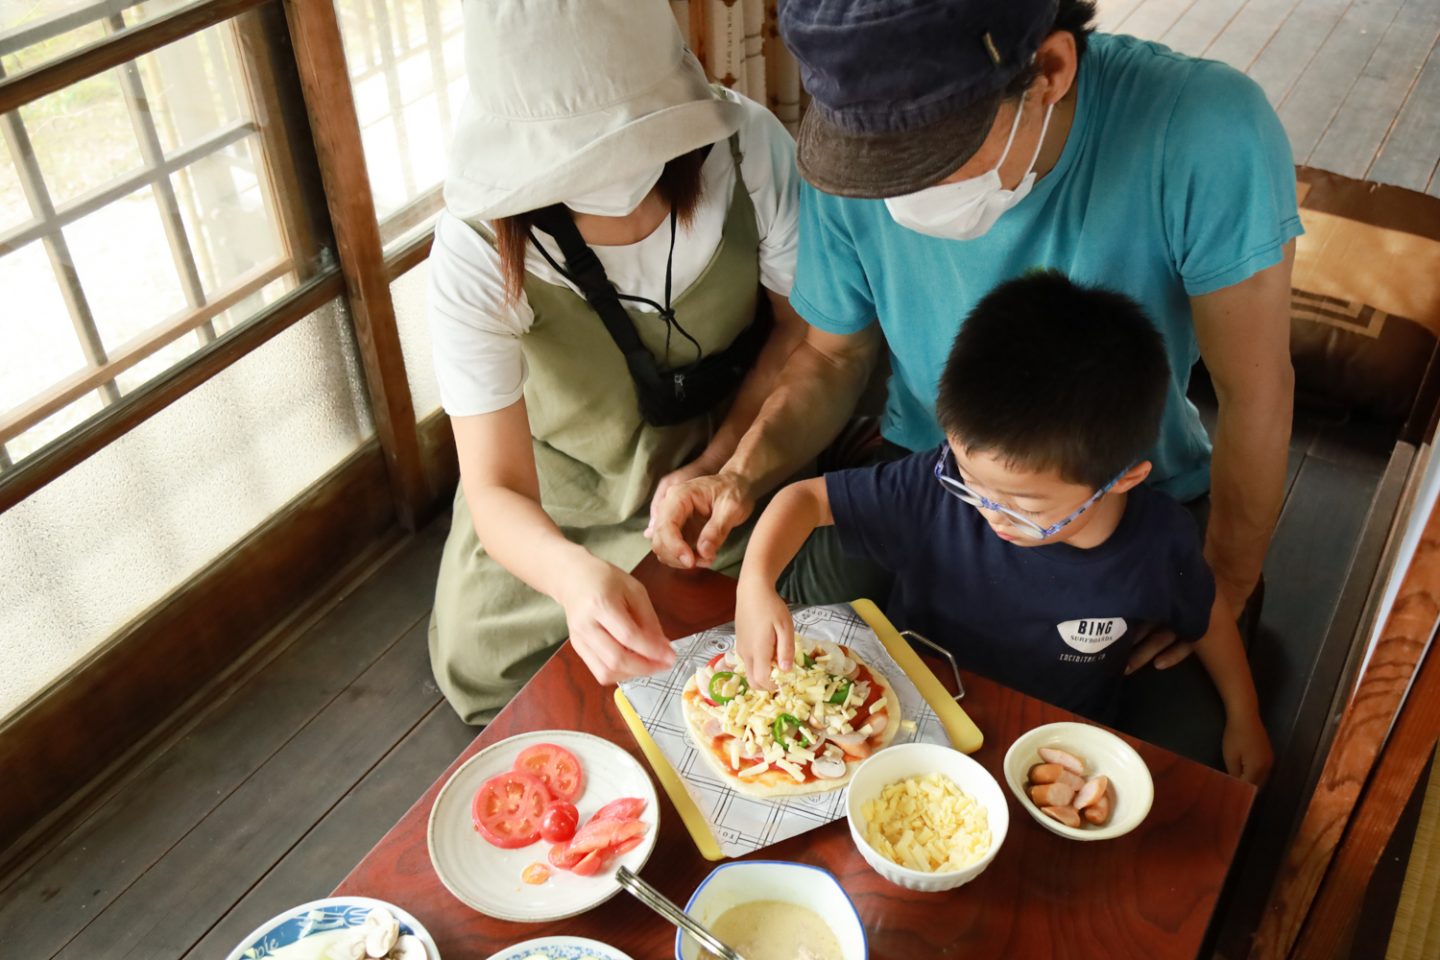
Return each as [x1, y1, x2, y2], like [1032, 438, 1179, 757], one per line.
[646, 289, 808, 524]
[1191, 241, 1296, 616]
[1192, 594, 1273, 784]
[648, 320, 883, 568]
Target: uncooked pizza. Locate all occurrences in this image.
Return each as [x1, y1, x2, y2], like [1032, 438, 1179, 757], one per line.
[681, 637, 901, 797]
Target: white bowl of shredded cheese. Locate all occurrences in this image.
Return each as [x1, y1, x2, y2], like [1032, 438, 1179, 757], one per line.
[844, 742, 1008, 892]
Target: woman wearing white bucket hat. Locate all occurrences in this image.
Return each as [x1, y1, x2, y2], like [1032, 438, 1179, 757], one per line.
[427, 0, 806, 723]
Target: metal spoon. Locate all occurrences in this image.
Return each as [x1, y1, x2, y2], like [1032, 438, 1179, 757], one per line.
[615, 866, 748, 960]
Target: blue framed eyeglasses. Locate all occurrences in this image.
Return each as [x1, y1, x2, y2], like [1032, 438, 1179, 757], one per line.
[933, 445, 1131, 541]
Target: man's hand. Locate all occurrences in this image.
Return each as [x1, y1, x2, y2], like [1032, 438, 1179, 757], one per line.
[646, 471, 756, 570]
[735, 578, 795, 691]
[555, 554, 674, 685]
[1125, 626, 1196, 674]
[1222, 709, 1273, 786]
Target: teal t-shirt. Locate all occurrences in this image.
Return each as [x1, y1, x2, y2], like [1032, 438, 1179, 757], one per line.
[791, 34, 1303, 502]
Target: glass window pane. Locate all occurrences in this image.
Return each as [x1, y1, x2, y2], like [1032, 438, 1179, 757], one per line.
[0, 298, 374, 719]
[2, 17, 322, 470]
[172, 136, 286, 296]
[336, 0, 465, 244]
[136, 20, 245, 155]
[5, 390, 105, 463]
[0, 9, 106, 75]
[0, 0, 204, 77]
[19, 69, 145, 206]
[64, 184, 190, 349]
[0, 140, 32, 230]
[0, 240, 87, 415]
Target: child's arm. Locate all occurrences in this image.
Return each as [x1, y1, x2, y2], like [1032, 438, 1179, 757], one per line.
[735, 477, 835, 688]
[1192, 596, 1273, 785]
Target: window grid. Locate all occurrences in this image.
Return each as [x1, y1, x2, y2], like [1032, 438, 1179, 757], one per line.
[0, 14, 280, 472]
[341, 0, 462, 242]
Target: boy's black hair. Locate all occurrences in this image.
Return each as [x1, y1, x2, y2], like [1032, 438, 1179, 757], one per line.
[936, 270, 1171, 490]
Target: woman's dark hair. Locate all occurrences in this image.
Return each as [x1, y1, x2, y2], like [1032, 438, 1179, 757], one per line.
[493, 147, 709, 305]
[1002, 0, 1097, 100]
[936, 270, 1170, 490]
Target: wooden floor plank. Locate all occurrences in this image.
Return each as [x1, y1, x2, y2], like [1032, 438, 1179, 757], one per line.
[1363, 35, 1440, 191]
[1096, 0, 1149, 34]
[1247, 0, 1352, 107]
[1275, 0, 1407, 163]
[1116, 0, 1203, 44]
[180, 702, 474, 960]
[1309, 1, 1440, 179]
[52, 615, 442, 960]
[0, 521, 447, 960]
[1205, 0, 1306, 71]
[1254, 454, 1383, 746]
[1159, 0, 1250, 56]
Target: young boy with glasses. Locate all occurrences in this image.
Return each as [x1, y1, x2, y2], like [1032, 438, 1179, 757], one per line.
[736, 271, 1272, 783]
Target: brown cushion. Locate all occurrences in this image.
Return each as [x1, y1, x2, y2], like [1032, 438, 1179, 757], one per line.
[1290, 290, 1435, 421]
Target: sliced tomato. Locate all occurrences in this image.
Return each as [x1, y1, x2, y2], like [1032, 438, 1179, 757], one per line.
[514, 743, 585, 803]
[539, 800, 579, 843]
[548, 840, 584, 870]
[471, 770, 551, 849]
[591, 797, 647, 823]
[610, 835, 645, 856]
[570, 849, 607, 877]
[570, 817, 648, 855]
[521, 862, 551, 885]
[707, 652, 728, 670]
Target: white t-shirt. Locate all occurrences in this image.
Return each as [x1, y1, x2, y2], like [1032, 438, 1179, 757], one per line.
[428, 91, 800, 417]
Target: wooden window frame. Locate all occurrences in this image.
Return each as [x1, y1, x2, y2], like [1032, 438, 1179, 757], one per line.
[0, 0, 435, 529]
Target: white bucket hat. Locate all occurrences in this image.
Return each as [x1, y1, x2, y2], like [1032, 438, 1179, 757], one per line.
[444, 0, 744, 221]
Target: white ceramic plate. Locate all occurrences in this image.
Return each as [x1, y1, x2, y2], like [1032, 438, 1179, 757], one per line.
[484, 936, 637, 960]
[428, 730, 659, 923]
[224, 896, 439, 960]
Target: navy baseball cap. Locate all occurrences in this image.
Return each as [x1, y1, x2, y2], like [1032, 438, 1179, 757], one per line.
[780, 0, 1061, 198]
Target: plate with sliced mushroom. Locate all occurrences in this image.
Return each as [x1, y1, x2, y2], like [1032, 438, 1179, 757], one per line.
[223, 896, 439, 960]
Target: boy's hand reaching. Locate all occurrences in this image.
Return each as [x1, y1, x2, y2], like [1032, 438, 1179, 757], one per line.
[1222, 710, 1273, 786]
[735, 578, 794, 690]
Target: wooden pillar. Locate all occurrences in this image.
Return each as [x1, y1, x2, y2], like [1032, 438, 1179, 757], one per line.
[1250, 500, 1440, 958]
[281, 0, 426, 530]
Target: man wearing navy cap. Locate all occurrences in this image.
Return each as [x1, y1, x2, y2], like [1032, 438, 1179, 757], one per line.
[649, 0, 1298, 761]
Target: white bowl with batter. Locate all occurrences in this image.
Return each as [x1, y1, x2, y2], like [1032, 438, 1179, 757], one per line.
[675, 860, 866, 960]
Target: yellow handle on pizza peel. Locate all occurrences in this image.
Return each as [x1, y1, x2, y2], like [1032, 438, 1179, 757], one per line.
[613, 688, 725, 861]
[850, 599, 984, 753]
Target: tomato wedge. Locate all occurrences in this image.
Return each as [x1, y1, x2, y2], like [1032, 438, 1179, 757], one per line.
[592, 797, 647, 822]
[548, 841, 584, 870]
[514, 743, 585, 803]
[471, 770, 551, 849]
[570, 849, 606, 877]
[570, 817, 648, 855]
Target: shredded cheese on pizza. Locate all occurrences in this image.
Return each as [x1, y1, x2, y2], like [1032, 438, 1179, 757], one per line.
[692, 639, 889, 784]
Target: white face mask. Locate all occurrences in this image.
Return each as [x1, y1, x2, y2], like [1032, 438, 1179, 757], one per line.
[884, 95, 1055, 241]
[564, 164, 665, 217]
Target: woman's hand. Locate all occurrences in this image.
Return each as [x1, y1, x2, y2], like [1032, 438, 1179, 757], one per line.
[735, 577, 793, 691]
[1222, 709, 1273, 786]
[555, 553, 674, 685]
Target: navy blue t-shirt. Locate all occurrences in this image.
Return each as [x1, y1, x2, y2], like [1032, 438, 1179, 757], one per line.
[826, 447, 1215, 721]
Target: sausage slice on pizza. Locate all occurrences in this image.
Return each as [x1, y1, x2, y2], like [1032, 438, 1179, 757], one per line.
[681, 637, 902, 797]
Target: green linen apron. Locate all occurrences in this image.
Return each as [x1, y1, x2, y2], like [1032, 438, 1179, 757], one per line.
[430, 136, 760, 724]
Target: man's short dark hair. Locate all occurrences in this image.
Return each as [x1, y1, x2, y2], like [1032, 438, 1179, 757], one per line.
[1003, 0, 1098, 100]
[936, 270, 1170, 489]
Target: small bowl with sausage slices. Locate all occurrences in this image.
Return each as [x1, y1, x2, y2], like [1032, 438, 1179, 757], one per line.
[1002, 722, 1153, 842]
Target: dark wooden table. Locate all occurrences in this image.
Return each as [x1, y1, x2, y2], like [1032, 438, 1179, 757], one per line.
[334, 559, 1255, 959]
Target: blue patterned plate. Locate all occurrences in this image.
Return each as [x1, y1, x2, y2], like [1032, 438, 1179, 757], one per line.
[484, 936, 636, 960]
[223, 896, 440, 960]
